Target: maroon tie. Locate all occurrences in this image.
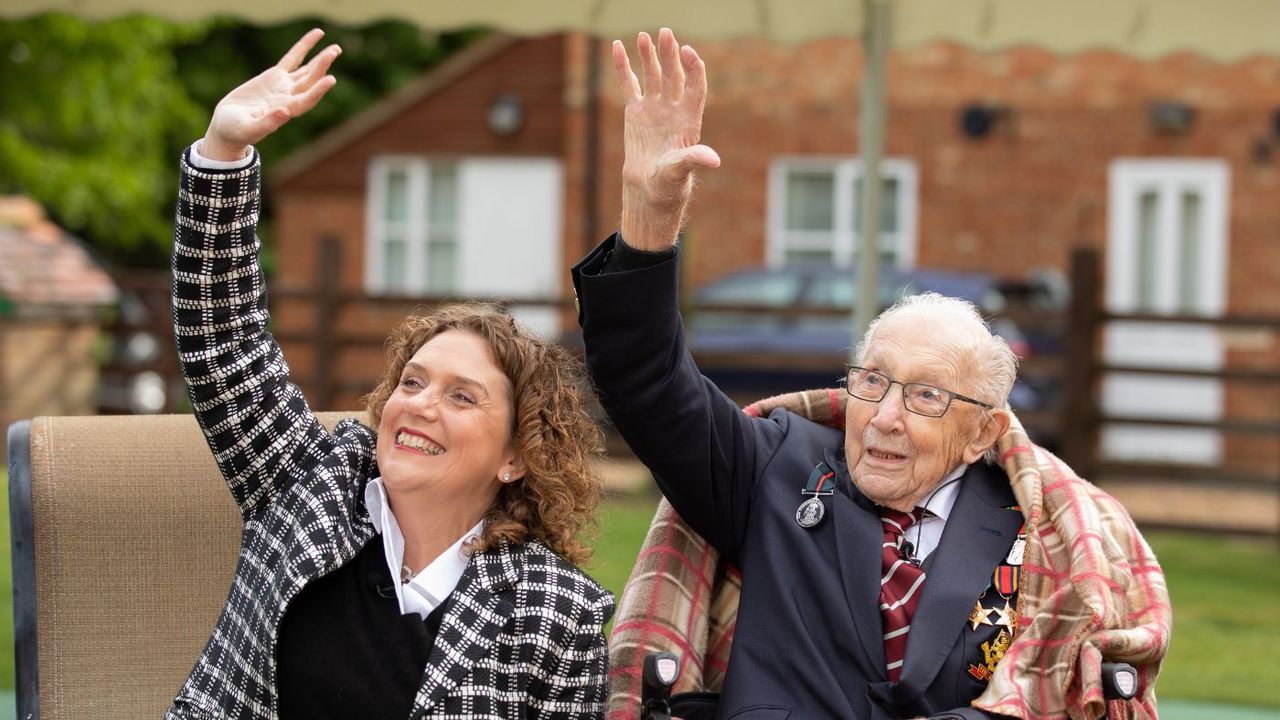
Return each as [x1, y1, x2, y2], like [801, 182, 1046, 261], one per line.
[879, 507, 926, 682]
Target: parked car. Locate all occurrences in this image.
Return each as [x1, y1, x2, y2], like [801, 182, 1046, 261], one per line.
[686, 263, 1049, 411]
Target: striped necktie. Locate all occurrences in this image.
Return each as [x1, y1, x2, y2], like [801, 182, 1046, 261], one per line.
[879, 506, 926, 682]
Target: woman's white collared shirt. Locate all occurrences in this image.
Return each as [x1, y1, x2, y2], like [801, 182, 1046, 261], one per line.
[364, 476, 483, 620]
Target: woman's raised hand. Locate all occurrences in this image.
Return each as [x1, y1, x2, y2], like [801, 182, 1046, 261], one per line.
[615, 28, 721, 251]
[201, 28, 341, 162]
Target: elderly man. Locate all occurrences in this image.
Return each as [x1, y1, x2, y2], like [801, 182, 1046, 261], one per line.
[573, 29, 1169, 720]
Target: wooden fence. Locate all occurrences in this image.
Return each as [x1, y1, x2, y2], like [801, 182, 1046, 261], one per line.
[1059, 248, 1279, 537]
[98, 271, 187, 415]
[267, 238, 579, 411]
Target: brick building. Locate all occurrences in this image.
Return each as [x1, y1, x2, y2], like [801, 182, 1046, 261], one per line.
[270, 32, 1279, 470]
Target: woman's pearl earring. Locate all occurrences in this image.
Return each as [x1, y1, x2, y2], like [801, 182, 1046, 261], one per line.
[503, 472, 511, 482]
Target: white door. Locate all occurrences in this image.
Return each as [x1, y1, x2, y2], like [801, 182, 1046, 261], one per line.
[1102, 159, 1230, 464]
[456, 158, 563, 338]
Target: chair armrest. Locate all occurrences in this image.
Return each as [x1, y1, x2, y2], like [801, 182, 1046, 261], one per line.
[8, 420, 39, 720]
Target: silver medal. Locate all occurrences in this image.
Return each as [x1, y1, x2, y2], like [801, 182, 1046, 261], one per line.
[796, 496, 826, 528]
[1006, 536, 1026, 566]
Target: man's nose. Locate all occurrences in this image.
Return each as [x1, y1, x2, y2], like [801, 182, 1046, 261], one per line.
[870, 385, 906, 431]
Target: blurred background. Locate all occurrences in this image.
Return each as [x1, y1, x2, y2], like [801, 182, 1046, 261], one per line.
[0, 1, 1277, 717]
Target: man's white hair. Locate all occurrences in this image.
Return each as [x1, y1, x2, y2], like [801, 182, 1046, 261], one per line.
[852, 292, 1019, 411]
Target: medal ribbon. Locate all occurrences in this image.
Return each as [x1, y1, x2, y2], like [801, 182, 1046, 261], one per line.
[804, 462, 835, 495]
[993, 565, 1019, 596]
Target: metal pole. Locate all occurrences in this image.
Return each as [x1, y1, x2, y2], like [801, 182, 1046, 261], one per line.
[854, 0, 890, 344]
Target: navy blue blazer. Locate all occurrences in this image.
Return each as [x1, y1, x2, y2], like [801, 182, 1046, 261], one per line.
[574, 237, 1022, 720]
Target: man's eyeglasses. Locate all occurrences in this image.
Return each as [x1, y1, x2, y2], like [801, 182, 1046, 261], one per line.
[843, 365, 993, 418]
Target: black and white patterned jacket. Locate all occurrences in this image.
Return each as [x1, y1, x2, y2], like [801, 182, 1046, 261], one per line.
[167, 150, 613, 720]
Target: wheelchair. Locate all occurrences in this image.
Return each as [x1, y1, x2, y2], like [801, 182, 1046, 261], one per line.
[638, 651, 1139, 720]
[612, 389, 1167, 720]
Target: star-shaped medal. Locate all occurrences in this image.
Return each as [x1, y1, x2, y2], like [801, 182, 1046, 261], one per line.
[992, 599, 1018, 631]
[969, 600, 994, 631]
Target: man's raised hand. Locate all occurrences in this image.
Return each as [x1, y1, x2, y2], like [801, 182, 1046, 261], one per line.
[201, 28, 341, 162]
[616, 28, 721, 251]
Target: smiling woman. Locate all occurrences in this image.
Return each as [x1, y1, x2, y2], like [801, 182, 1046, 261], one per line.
[365, 306, 602, 567]
[165, 28, 611, 720]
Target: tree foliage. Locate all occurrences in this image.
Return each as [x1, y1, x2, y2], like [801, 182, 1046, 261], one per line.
[175, 19, 482, 172]
[0, 15, 204, 261]
[0, 14, 481, 267]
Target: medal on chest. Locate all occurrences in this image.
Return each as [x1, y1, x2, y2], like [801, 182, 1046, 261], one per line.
[795, 461, 835, 528]
[967, 519, 1024, 684]
[1005, 511, 1027, 566]
[1006, 535, 1026, 565]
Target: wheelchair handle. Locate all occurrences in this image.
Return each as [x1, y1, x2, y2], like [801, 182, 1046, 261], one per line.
[1101, 662, 1138, 701]
[641, 652, 681, 720]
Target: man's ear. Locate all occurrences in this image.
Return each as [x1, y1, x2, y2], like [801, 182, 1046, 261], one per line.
[963, 408, 1011, 464]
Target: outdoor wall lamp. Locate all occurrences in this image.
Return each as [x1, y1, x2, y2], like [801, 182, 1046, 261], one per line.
[487, 92, 524, 137]
[1248, 107, 1280, 164]
[959, 103, 1011, 139]
[1148, 100, 1195, 134]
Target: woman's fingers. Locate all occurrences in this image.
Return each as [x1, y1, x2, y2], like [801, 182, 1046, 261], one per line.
[277, 28, 325, 72]
[288, 75, 337, 118]
[292, 44, 341, 91]
[204, 28, 338, 153]
[612, 40, 641, 103]
[261, 106, 294, 134]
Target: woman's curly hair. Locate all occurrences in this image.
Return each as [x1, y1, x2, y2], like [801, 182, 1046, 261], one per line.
[365, 303, 604, 564]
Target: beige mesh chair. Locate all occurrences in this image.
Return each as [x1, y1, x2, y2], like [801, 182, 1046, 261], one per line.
[6, 412, 360, 720]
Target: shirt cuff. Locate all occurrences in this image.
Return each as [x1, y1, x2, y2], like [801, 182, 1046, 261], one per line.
[188, 139, 255, 170]
[604, 232, 678, 273]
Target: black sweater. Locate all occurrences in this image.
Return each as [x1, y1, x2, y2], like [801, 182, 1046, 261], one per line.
[275, 537, 449, 718]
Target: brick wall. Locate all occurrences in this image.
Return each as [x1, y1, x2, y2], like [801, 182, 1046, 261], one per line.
[275, 34, 1280, 355]
[588, 39, 1280, 301]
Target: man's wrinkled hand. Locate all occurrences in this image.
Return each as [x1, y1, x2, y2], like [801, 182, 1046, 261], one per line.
[201, 28, 341, 162]
[615, 27, 720, 251]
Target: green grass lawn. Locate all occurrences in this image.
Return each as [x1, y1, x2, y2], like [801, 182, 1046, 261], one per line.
[0, 468, 1275, 709]
[1146, 530, 1280, 708]
[586, 493, 661, 602]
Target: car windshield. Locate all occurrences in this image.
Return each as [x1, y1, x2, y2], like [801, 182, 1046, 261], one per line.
[697, 271, 802, 307]
[806, 270, 904, 309]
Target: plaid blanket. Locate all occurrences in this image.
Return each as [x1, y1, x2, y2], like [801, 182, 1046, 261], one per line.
[607, 389, 1170, 720]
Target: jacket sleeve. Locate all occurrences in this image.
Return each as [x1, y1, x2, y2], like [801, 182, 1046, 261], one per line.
[171, 148, 334, 517]
[530, 591, 614, 718]
[571, 234, 786, 564]
[929, 708, 1014, 719]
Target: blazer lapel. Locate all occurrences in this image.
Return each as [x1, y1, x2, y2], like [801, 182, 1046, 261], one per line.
[893, 462, 1021, 702]
[829, 448, 890, 678]
[414, 540, 521, 714]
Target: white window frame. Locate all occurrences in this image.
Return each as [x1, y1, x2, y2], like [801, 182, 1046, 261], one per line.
[364, 155, 460, 295]
[1101, 157, 1231, 466]
[766, 157, 918, 270]
[1106, 158, 1230, 316]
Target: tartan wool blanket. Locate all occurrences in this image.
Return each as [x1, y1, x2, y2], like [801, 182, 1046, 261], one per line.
[606, 389, 1171, 720]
